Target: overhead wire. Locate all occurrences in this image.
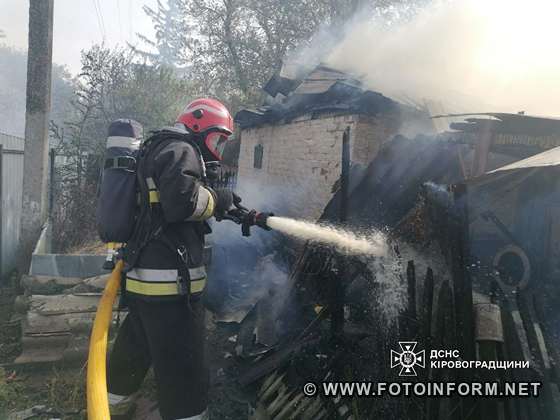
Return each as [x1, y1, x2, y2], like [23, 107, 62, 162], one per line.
[116, 0, 123, 42]
[92, 0, 106, 41]
[128, 0, 133, 40]
[95, 0, 107, 41]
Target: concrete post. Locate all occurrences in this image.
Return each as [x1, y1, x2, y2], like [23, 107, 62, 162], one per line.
[19, 0, 55, 271]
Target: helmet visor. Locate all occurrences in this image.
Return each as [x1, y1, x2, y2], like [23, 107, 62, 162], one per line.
[205, 132, 230, 161]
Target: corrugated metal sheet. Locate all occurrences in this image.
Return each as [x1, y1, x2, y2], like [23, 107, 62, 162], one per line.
[292, 79, 338, 95]
[433, 112, 560, 137]
[235, 65, 402, 129]
[489, 145, 560, 173]
[0, 132, 24, 277]
[461, 145, 560, 189]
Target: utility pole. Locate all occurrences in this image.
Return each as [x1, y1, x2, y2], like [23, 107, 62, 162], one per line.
[19, 0, 55, 271]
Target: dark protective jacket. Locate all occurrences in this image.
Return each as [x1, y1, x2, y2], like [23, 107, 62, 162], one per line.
[124, 131, 216, 300]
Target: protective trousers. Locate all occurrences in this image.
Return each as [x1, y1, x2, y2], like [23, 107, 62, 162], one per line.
[107, 296, 209, 420]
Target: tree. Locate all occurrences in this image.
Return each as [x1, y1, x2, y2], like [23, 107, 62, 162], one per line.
[51, 45, 193, 251]
[139, 0, 423, 109]
[140, 0, 334, 108]
[136, 0, 193, 66]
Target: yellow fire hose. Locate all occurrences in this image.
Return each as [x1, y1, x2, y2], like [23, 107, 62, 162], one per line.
[87, 259, 123, 420]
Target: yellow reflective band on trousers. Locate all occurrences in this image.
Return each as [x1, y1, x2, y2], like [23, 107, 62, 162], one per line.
[126, 278, 206, 296]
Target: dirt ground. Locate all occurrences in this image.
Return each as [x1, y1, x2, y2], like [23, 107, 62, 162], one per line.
[0, 283, 250, 419]
[64, 240, 107, 256]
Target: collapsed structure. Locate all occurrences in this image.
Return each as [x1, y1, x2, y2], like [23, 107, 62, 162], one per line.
[223, 66, 560, 419]
[8, 63, 560, 419]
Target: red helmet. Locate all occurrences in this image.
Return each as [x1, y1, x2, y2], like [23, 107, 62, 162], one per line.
[176, 98, 234, 161]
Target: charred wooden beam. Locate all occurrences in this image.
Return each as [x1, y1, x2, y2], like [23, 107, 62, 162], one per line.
[330, 126, 351, 337]
[422, 267, 434, 348]
[450, 184, 476, 362]
[406, 260, 417, 339]
[449, 184, 478, 419]
[515, 290, 560, 420]
[237, 335, 320, 387]
[428, 280, 454, 420]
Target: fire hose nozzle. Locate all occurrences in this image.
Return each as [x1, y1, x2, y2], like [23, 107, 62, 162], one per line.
[216, 192, 274, 236]
[241, 210, 273, 236]
[254, 212, 273, 231]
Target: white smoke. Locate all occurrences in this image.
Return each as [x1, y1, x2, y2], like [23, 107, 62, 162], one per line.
[313, 0, 560, 116]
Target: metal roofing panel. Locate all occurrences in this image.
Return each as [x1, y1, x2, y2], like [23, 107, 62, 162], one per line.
[0, 132, 24, 151]
[235, 64, 401, 128]
[489, 145, 560, 173]
[292, 65, 362, 95]
[306, 65, 349, 80]
[263, 73, 301, 97]
[433, 112, 560, 137]
[293, 79, 338, 95]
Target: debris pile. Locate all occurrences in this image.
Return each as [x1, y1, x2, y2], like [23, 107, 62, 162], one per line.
[225, 134, 560, 419]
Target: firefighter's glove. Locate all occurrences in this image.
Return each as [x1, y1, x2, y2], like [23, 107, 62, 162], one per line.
[205, 161, 220, 182]
[212, 188, 234, 218]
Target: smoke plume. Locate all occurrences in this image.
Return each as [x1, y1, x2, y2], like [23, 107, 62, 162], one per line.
[321, 0, 560, 116]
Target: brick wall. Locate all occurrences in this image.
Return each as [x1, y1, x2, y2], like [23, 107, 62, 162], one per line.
[237, 112, 401, 220]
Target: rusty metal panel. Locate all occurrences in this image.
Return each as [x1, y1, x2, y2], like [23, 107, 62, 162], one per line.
[474, 303, 504, 342]
[0, 132, 25, 277]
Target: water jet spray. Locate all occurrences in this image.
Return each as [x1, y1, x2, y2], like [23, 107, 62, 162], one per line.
[220, 193, 387, 257]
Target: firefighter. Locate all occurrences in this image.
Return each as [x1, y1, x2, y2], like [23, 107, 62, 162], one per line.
[107, 98, 235, 420]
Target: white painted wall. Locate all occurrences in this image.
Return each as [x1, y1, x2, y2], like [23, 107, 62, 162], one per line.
[237, 113, 400, 220]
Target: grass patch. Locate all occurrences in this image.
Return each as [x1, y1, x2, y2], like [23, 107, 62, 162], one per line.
[0, 367, 27, 417]
[45, 367, 86, 418]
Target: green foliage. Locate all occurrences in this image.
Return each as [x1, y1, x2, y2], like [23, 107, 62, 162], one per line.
[112, 64, 191, 132]
[0, 367, 19, 415]
[138, 0, 412, 110]
[0, 367, 85, 418]
[139, 0, 331, 108]
[51, 45, 192, 251]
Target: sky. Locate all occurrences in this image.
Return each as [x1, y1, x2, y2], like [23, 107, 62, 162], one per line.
[0, 0, 158, 74]
[326, 0, 560, 117]
[2, 0, 560, 118]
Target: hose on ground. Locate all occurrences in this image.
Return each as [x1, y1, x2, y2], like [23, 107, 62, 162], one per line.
[87, 259, 123, 420]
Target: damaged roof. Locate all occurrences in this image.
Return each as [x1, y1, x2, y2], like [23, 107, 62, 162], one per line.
[433, 112, 560, 137]
[321, 134, 465, 228]
[461, 144, 560, 188]
[235, 65, 401, 129]
[489, 145, 560, 174]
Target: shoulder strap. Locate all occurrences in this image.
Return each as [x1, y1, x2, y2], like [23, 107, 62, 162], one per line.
[122, 129, 205, 271]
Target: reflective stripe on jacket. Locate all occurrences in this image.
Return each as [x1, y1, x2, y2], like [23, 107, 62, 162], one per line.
[128, 134, 213, 300]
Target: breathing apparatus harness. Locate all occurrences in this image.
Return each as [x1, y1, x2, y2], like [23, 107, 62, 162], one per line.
[120, 127, 272, 305]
